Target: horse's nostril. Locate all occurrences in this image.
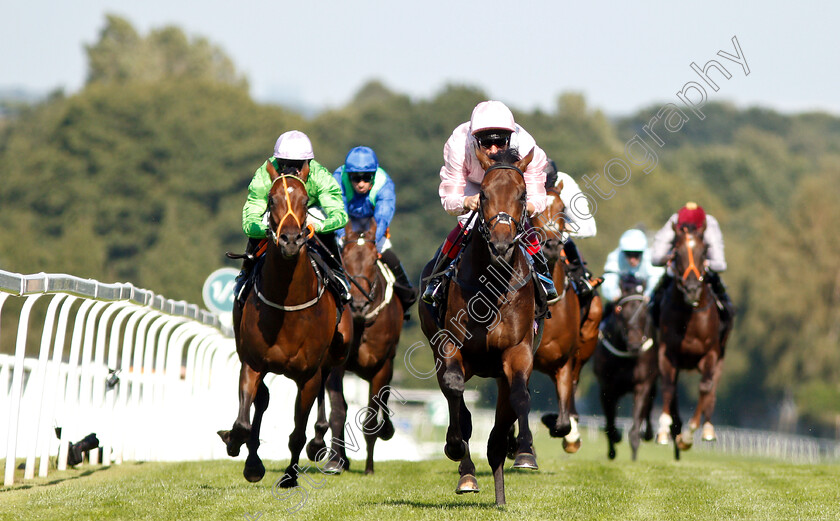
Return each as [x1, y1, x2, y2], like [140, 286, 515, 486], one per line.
[279, 233, 289, 243]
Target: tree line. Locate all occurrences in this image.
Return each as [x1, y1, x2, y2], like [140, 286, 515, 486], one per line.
[1, 15, 839, 436]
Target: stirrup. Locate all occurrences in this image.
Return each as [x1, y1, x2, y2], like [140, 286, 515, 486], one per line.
[422, 277, 443, 305]
[537, 273, 559, 303]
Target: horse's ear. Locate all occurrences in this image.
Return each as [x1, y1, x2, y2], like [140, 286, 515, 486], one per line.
[698, 222, 706, 237]
[368, 218, 377, 238]
[300, 160, 310, 182]
[474, 141, 494, 171]
[556, 179, 564, 193]
[344, 222, 354, 238]
[515, 148, 535, 172]
[266, 160, 279, 182]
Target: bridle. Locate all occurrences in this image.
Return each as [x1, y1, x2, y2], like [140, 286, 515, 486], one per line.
[476, 164, 529, 253]
[599, 293, 652, 358]
[345, 234, 379, 304]
[679, 234, 704, 282]
[266, 174, 315, 246]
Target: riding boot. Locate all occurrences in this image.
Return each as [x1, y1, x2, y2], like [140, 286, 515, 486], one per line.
[233, 238, 262, 299]
[563, 239, 603, 297]
[529, 249, 560, 303]
[313, 232, 352, 304]
[380, 249, 417, 320]
[649, 273, 673, 329]
[705, 270, 734, 323]
[421, 260, 453, 306]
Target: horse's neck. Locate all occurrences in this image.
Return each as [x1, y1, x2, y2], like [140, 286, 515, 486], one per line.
[461, 236, 529, 288]
[261, 246, 318, 298]
[550, 256, 565, 281]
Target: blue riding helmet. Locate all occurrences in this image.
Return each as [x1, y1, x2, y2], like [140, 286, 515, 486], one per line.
[345, 146, 379, 173]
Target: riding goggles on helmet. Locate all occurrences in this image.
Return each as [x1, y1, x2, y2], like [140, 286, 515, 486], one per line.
[350, 172, 374, 183]
[475, 131, 511, 149]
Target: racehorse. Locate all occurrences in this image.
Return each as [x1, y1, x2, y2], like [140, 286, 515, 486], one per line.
[419, 147, 540, 506]
[655, 222, 729, 460]
[306, 219, 403, 475]
[218, 161, 352, 485]
[593, 274, 657, 460]
[527, 183, 603, 453]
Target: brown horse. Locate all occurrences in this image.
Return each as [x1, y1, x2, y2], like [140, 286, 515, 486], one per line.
[306, 219, 403, 475]
[655, 222, 729, 460]
[419, 147, 539, 506]
[218, 161, 352, 485]
[593, 274, 658, 460]
[528, 184, 603, 453]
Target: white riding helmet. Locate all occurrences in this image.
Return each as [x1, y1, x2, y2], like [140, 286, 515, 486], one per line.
[469, 100, 516, 134]
[273, 130, 314, 160]
[619, 228, 647, 253]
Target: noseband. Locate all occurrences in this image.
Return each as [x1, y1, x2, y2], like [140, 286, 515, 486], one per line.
[267, 174, 315, 246]
[477, 164, 528, 249]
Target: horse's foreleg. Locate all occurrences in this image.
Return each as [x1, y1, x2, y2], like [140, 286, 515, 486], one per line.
[599, 382, 621, 460]
[697, 354, 724, 442]
[219, 364, 262, 458]
[630, 377, 654, 462]
[487, 376, 518, 506]
[563, 359, 584, 453]
[243, 382, 269, 482]
[657, 347, 678, 447]
[437, 354, 467, 463]
[363, 358, 395, 475]
[323, 365, 349, 473]
[542, 365, 573, 438]
[504, 345, 536, 470]
[456, 399, 478, 494]
[306, 367, 329, 462]
[279, 371, 323, 488]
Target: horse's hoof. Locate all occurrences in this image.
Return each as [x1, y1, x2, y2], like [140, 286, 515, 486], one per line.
[676, 433, 693, 451]
[276, 473, 297, 489]
[643, 429, 654, 442]
[244, 462, 265, 483]
[655, 432, 670, 445]
[541, 414, 570, 438]
[306, 439, 327, 461]
[455, 474, 479, 494]
[322, 459, 345, 475]
[513, 452, 538, 470]
[607, 429, 622, 444]
[702, 422, 717, 442]
[378, 420, 395, 441]
[562, 439, 581, 454]
[608, 448, 616, 460]
[444, 440, 466, 462]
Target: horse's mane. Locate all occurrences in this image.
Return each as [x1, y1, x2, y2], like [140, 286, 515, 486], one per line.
[487, 147, 521, 167]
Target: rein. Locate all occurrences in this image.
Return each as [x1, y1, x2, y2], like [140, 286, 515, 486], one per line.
[599, 293, 652, 358]
[254, 258, 327, 311]
[363, 261, 396, 321]
[267, 174, 315, 245]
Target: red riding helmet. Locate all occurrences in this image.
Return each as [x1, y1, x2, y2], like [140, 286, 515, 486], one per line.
[677, 202, 706, 229]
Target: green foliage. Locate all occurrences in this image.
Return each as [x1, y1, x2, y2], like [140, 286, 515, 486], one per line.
[2, 16, 840, 435]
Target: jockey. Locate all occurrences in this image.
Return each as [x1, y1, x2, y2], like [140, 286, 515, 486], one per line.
[234, 130, 350, 302]
[333, 146, 418, 320]
[601, 228, 665, 304]
[543, 158, 603, 299]
[422, 100, 558, 306]
[649, 202, 733, 323]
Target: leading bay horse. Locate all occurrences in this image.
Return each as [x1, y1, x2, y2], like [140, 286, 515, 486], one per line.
[306, 219, 403, 475]
[419, 147, 539, 506]
[655, 222, 730, 460]
[528, 182, 603, 453]
[593, 274, 657, 460]
[219, 161, 352, 485]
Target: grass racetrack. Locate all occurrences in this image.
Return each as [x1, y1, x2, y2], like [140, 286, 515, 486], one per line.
[2, 428, 840, 521]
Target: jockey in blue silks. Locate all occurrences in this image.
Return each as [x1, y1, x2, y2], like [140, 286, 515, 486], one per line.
[334, 146, 417, 320]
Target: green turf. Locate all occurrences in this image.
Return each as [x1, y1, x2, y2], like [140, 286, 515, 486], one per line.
[2, 430, 839, 521]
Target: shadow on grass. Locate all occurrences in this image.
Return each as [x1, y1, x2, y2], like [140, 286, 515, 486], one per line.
[0, 466, 111, 493]
[379, 498, 503, 510]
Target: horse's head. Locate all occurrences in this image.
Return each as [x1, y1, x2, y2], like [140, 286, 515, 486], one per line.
[612, 274, 652, 355]
[266, 160, 312, 258]
[342, 219, 379, 319]
[531, 181, 565, 262]
[475, 146, 534, 264]
[671, 222, 707, 306]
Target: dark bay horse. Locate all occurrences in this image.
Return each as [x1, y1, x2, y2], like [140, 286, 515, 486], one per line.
[219, 161, 352, 485]
[528, 183, 603, 453]
[419, 147, 539, 506]
[306, 219, 403, 475]
[593, 275, 657, 460]
[655, 222, 729, 460]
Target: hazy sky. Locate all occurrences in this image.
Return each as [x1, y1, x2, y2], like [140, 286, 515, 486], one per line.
[3, 1, 838, 116]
